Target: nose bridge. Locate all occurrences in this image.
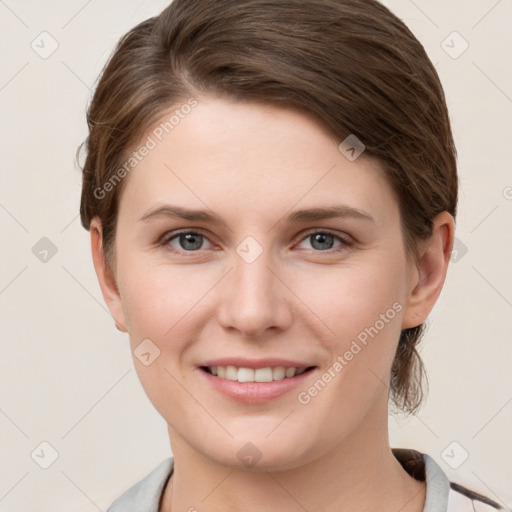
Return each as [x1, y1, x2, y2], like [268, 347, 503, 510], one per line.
[216, 236, 291, 336]
[235, 239, 274, 298]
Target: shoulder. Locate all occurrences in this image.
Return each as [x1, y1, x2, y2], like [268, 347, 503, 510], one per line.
[392, 448, 509, 512]
[106, 457, 174, 512]
[448, 482, 509, 512]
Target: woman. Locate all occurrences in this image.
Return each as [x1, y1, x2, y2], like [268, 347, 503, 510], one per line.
[78, 0, 507, 511]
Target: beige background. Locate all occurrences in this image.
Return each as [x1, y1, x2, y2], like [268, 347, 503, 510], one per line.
[1, 0, 511, 510]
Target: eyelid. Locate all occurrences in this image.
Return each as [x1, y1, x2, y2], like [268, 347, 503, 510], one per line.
[159, 228, 215, 247]
[159, 227, 354, 256]
[294, 227, 354, 246]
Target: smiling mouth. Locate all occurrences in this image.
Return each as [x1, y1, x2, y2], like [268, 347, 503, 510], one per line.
[200, 365, 316, 383]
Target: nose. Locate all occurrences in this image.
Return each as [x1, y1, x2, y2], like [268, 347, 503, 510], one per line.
[216, 245, 293, 338]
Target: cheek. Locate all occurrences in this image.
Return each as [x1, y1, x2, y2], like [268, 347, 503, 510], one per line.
[118, 244, 407, 351]
[293, 259, 405, 419]
[293, 255, 407, 418]
[117, 261, 195, 414]
[295, 258, 405, 343]
[117, 253, 195, 340]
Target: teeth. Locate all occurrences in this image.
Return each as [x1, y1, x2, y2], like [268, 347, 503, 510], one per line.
[207, 365, 308, 382]
[237, 367, 254, 382]
[272, 366, 285, 380]
[285, 367, 296, 378]
[255, 368, 273, 382]
[225, 365, 238, 381]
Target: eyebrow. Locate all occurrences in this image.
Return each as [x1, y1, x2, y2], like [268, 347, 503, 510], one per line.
[138, 204, 374, 225]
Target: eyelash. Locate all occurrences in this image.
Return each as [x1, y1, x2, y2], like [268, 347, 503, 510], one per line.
[158, 228, 354, 256]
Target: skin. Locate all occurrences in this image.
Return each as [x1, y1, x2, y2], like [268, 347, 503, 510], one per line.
[90, 96, 454, 512]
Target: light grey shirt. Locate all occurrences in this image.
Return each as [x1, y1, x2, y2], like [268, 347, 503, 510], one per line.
[106, 448, 507, 512]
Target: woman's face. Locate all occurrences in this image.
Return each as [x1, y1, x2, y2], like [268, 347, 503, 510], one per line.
[94, 96, 427, 470]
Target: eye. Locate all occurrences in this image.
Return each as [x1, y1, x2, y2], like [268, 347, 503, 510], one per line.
[160, 230, 214, 253]
[159, 228, 353, 255]
[296, 229, 352, 252]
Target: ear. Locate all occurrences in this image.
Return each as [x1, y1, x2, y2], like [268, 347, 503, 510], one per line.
[90, 216, 128, 333]
[401, 211, 455, 330]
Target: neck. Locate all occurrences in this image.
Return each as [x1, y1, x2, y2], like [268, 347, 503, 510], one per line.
[160, 403, 426, 512]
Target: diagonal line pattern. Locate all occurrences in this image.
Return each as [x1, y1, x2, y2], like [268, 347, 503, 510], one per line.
[471, 265, 512, 309]
[368, 368, 439, 438]
[0, 0, 28, 28]
[265, 409, 295, 438]
[471, 395, 512, 439]
[200, 469, 234, 503]
[61, 0, 94, 29]
[266, 164, 336, 234]
[0, 266, 28, 296]
[0, 62, 29, 92]
[61, 265, 113, 317]
[163, 160, 337, 338]
[470, 205, 499, 233]
[265, 265, 336, 335]
[164, 267, 234, 336]
[265, 472, 310, 511]
[163, 367, 234, 438]
[0, 202, 29, 232]
[471, 470, 510, 509]
[471, 0, 505, 30]
[61, 213, 80, 233]
[0, 472, 29, 502]
[61, 369, 132, 439]
[472, 61, 512, 105]
[398, 463, 444, 512]
[61, 61, 92, 92]
[61, 471, 104, 511]
[0, 408, 29, 438]
[406, 0, 439, 28]
[164, 164, 233, 233]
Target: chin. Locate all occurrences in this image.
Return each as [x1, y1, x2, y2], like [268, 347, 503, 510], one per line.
[199, 435, 313, 473]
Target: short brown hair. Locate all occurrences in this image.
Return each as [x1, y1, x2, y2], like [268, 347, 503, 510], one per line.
[78, 0, 458, 415]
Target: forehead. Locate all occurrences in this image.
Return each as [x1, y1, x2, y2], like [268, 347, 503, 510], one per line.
[117, 97, 398, 227]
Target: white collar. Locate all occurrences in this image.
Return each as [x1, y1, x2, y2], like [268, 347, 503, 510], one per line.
[106, 449, 506, 512]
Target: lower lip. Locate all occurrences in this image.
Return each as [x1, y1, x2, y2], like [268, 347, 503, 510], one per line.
[198, 367, 316, 403]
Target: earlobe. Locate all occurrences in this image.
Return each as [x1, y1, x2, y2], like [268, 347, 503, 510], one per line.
[90, 217, 128, 333]
[115, 321, 127, 332]
[401, 212, 455, 330]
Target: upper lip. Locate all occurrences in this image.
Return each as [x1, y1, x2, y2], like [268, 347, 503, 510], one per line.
[199, 358, 316, 370]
